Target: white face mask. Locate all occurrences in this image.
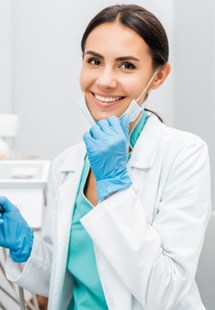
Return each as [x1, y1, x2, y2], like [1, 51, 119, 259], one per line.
[120, 69, 159, 122]
[78, 69, 159, 127]
[78, 93, 96, 128]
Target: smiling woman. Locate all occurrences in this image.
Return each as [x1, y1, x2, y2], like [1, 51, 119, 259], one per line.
[80, 10, 170, 126]
[1, 3, 211, 310]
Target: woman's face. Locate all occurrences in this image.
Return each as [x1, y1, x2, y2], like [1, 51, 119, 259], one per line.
[80, 22, 155, 121]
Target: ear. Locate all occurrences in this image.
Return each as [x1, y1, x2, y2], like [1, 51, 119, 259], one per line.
[150, 63, 171, 90]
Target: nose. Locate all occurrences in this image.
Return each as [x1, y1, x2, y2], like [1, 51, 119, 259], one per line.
[95, 67, 117, 89]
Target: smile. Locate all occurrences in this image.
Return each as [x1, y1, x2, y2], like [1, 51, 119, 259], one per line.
[95, 94, 124, 103]
[91, 92, 126, 108]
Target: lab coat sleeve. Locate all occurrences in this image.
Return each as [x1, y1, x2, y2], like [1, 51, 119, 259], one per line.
[81, 140, 211, 309]
[5, 162, 58, 296]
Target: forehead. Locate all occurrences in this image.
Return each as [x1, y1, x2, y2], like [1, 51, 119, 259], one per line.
[85, 22, 151, 59]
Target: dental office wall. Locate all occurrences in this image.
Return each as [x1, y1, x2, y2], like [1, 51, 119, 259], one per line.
[0, 0, 12, 113]
[174, 0, 215, 209]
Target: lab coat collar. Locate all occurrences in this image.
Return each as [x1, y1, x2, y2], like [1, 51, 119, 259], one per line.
[59, 142, 86, 173]
[129, 115, 166, 169]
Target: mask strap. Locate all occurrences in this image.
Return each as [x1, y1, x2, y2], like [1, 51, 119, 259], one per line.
[136, 69, 159, 104]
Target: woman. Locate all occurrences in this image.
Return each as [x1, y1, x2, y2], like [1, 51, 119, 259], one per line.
[0, 4, 211, 310]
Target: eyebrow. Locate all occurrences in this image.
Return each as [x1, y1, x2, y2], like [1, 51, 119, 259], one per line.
[84, 50, 140, 62]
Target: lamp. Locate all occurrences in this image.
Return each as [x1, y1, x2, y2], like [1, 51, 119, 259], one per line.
[0, 114, 18, 159]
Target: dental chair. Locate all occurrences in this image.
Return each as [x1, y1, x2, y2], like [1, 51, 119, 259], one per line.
[0, 248, 40, 310]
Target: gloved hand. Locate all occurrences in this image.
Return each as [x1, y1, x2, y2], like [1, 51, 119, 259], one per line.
[0, 196, 34, 263]
[83, 115, 132, 201]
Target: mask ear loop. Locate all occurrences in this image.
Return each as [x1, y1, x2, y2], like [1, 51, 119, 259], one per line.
[136, 68, 160, 106]
[128, 68, 160, 152]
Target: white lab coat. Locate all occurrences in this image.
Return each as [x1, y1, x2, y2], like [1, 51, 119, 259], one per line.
[6, 115, 211, 310]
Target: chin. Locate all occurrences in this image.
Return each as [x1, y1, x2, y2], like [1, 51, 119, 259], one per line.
[90, 110, 118, 121]
[94, 113, 113, 121]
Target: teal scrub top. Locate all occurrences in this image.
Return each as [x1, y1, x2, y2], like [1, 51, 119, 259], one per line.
[67, 112, 150, 310]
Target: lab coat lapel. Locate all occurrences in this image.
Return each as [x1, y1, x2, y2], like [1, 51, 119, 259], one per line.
[57, 143, 86, 238]
[49, 143, 87, 310]
[129, 115, 166, 169]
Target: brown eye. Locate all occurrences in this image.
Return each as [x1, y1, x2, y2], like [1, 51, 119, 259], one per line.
[120, 62, 136, 70]
[87, 58, 101, 66]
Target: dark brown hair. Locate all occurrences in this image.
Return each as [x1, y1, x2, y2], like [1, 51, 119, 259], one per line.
[81, 4, 169, 69]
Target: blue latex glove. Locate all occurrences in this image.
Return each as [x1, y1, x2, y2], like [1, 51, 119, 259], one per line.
[83, 115, 132, 201]
[0, 196, 34, 263]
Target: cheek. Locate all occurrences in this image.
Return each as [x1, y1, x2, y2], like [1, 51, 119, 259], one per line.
[79, 67, 87, 91]
[80, 67, 96, 91]
[120, 75, 146, 97]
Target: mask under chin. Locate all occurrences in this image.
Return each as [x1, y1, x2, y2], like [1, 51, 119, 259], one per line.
[78, 93, 96, 128]
[120, 99, 144, 123]
[78, 93, 144, 128]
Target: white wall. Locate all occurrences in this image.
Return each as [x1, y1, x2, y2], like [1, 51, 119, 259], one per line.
[12, 0, 174, 159]
[0, 0, 12, 113]
[174, 0, 215, 208]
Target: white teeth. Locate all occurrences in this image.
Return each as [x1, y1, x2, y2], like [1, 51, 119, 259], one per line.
[95, 94, 121, 103]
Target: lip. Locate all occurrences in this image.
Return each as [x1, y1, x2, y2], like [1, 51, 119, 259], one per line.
[90, 91, 125, 108]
